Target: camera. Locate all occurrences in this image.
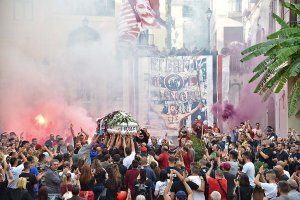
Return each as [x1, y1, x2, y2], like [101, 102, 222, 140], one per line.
[167, 173, 177, 178]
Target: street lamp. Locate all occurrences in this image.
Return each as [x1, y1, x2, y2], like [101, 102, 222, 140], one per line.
[206, 8, 212, 51]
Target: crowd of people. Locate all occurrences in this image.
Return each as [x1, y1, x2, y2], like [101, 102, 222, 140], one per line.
[0, 121, 300, 200]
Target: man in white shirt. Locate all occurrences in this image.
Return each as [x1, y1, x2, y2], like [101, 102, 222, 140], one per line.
[187, 164, 205, 200]
[254, 165, 277, 199]
[123, 136, 136, 169]
[7, 151, 27, 198]
[241, 151, 255, 187]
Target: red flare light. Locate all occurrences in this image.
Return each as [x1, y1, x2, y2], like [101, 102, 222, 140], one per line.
[35, 114, 47, 126]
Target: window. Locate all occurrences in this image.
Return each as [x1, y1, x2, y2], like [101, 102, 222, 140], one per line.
[138, 30, 149, 46]
[182, 5, 193, 17]
[229, 0, 242, 12]
[95, 0, 115, 16]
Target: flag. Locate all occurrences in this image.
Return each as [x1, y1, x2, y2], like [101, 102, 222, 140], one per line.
[118, 0, 165, 46]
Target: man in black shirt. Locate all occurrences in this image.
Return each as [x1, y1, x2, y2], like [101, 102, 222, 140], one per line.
[170, 169, 201, 199]
[19, 162, 39, 198]
[288, 144, 300, 174]
[274, 143, 289, 170]
[164, 156, 181, 182]
[257, 140, 274, 169]
[222, 162, 235, 200]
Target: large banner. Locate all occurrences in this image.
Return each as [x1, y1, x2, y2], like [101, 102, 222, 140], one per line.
[149, 56, 213, 131]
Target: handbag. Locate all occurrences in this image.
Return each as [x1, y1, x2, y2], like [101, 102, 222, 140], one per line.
[62, 191, 73, 200]
[217, 179, 227, 196]
[62, 184, 73, 200]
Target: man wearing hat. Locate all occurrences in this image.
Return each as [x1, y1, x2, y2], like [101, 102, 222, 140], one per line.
[222, 162, 235, 200]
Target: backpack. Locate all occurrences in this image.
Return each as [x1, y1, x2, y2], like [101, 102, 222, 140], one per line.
[135, 180, 148, 196]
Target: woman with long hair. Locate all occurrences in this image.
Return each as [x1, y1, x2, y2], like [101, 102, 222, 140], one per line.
[154, 170, 168, 200]
[38, 186, 48, 200]
[105, 164, 122, 200]
[92, 159, 106, 200]
[60, 173, 73, 197]
[79, 165, 95, 200]
[134, 169, 152, 200]
[235, 174, 253, 200]
[12, 177, 34, 200]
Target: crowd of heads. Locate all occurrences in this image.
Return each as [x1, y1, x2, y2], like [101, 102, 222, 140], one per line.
[0, 120, 299, 200]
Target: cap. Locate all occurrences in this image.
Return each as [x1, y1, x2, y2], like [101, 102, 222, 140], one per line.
[222, 162, 231, 171]
[141, 146, 148, 153]
[287, 179, 298, 189]
[176, 191, 187, 200]
[35, 144, 42, 150]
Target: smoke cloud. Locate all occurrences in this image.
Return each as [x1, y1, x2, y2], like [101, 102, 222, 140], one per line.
[0, 1, 122, 141]
[211, 80, 266, 126]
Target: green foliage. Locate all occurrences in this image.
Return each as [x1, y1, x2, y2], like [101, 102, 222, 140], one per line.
[272, 13, 289, 28]
[191, 135, 205, 162]
[288, 82, 300, 116]
[240, 2, 300, 116]
[254, 161, 268, 176]
[283, 2, 300, 16]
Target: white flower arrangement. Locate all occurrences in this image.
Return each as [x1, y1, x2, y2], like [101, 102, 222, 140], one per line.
[100, 111, 139, 134]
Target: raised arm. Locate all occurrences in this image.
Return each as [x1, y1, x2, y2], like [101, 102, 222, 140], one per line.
[130, 135, 135, 154]
[19, 148, 28, 163]
[182, 175, 194, 200]
[6, 165, 14, 185]
[206, 161, 213, 179]
[80, 128, 90, 141]
[115, 134, 122, 149]
[43, 145, 54, 162]
[163, 170, 174, 200]
[182, 102, 202, 119]
[254, 165, 265, 187]
[70, 123, 75, 138]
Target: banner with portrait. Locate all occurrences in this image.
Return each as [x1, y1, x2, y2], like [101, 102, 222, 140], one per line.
[149, 56, 214, 131]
